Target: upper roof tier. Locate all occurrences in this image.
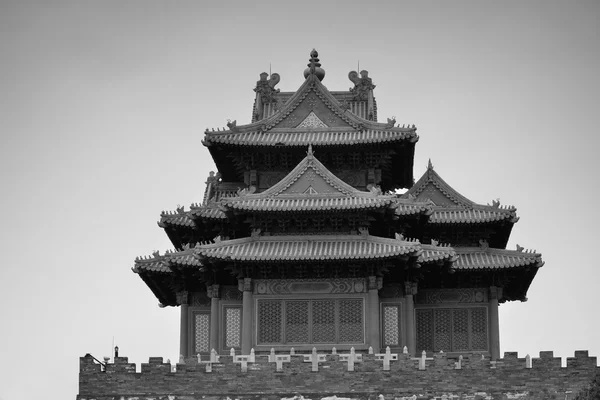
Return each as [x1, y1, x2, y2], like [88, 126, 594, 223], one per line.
[158, 148, 433, 249]
[203, 50, 417, 190]
[202, 74, 417, 145]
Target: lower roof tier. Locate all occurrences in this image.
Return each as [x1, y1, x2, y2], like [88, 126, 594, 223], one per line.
[133, 235, 542, 306]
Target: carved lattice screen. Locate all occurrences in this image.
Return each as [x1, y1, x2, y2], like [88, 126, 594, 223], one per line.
[224, 307, 242, 349]
[382, 304, 401, 347]
[312, 300, 336, 343]
[258, 300, 283, 344]
[416, 307, 488, 352]
[286, 301, 310, 343]
[194, 313, 210, 353]
[257, 298, 364, 345]
[471, 308, 488, 350]
[339, 299, 364, 343]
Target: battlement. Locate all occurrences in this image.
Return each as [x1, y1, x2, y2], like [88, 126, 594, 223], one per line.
[78, 349, 598, 400]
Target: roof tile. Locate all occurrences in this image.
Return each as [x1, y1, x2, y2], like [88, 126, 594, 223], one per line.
[198, 235, 421, 262]
[454, 248, 543, 270]
[203, 129, 418, 147]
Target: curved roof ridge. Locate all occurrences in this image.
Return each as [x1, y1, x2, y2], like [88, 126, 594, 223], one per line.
[408, 165, 475, 207]
[195, 233, 424, 262]
[239, 148, 383, 199]
[203, 74, 418, 138]
[456, 246, 542, 257]
[453, 246, 544, 270]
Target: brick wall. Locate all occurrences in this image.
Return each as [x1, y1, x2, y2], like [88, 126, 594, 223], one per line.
[78, 350, 598, 400]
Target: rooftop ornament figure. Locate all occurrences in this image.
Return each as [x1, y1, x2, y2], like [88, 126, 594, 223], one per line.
[303, 49, 325, 81]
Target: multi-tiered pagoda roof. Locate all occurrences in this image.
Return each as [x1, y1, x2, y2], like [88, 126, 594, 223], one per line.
[134, 50, 543, 360]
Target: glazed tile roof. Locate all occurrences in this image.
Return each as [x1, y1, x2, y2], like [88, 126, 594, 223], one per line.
[134, 239, 542, 274]
[419, 244, 457, 264]
[133, 255, 170, 273]
[393, 199, 434, 216]
[158, 210, 195, 228]
[133, 248, 202, 273]
[453, 248, 543, 270]
[204, 128, 419, 146]
[204, 74, 417, 147]
[406, 161, 519, 225]
[223, 196, 395, 212]
[197, 235, 422, 262]
[189, 204, 228, 219]
[220, 146, 430, 215]
[203, 128, 418, 147]
[158, 196, 433, 228]
[429, 206, 518, 224]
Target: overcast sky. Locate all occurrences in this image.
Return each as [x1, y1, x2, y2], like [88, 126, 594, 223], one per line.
[1, 1, 599, 399]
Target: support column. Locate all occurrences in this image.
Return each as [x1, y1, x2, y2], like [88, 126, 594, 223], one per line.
[240, 278, 253, 354]
[367, 276, 381, 352]
[177, 291, 189, 358]
[489, 286, 502, 360]
[208, 285, 220, 353]
[404, 282, 417, 356]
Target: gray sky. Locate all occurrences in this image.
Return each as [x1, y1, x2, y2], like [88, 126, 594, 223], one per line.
[1, 1, 599, 399]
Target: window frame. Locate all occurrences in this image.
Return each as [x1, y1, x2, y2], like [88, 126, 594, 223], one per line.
[254, 295, 367, 351]
[414, 305, 489, 354]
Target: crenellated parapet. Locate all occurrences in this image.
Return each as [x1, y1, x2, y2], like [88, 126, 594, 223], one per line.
[79, 349, 598, 400]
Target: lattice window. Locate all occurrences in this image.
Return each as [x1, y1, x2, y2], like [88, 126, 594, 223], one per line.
[331, 153, 345, 169]
[452, 309, 469, 351]
[330, 217, 343, 231]
[471, 308, 488, 351]
[257, 298, 364, 345]
[225, 307, 242, 349]
[258, 301, 282, 344]
[194, 313, 210, 353]
[416, 309, 433, 352]
[286, 301, 309, 343]
[312, 300, 335, 343]
[383, 305, 401, 347]
[311, 217, 326, 231]
[339, 299, 364, 343]
[433, 309, 452, 351]
[416, 307, 488, 353]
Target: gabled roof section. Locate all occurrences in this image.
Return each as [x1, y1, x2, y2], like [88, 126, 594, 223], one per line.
[202, 73, 418, 147]
[405, 160, 518, 224]
[259, 145, 367, 196]
[407, 160, 476, 207]
[267, 76, 355, 130]
[223, 146, 403, 212]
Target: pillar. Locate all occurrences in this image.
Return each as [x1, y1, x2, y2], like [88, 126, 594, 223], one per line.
[241, 278, 253, 354]
[489, 286, 502, 360]
[404, 282, 416, 356]
[367, 276, 381, 352]
[209, 284, 220, 353]
[177, 291, 189, 358]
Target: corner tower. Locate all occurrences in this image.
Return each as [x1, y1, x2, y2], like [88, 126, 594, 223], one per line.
[133, 50, 543, 361]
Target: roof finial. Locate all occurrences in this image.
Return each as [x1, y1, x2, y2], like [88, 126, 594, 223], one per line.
[303, 49, 325, 81]
[307, 144, 314, 158]
[428, 159, 434, 170]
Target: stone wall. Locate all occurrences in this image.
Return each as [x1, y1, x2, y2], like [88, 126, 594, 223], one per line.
[77, 350, 598, 400]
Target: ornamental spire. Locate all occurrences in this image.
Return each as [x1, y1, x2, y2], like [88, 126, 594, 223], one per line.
[303, 49, 325, 81]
